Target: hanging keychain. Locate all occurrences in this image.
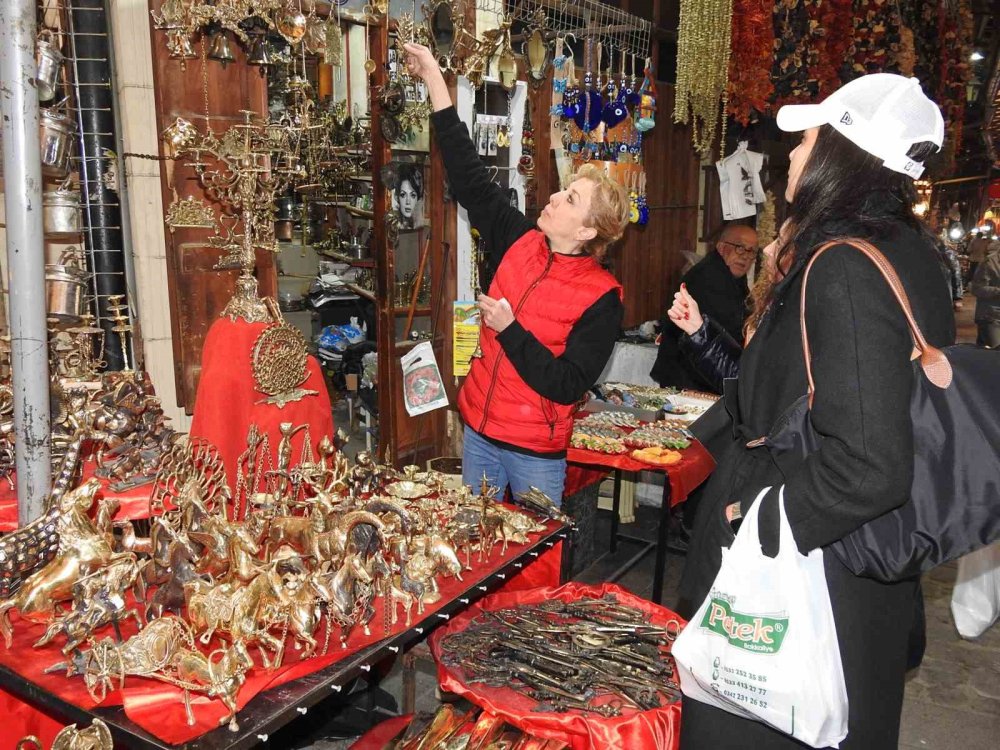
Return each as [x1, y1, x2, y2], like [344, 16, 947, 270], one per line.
[637, 172, 649, 225]
[628, 172, 641, 224]
[496, 91, 512, 148]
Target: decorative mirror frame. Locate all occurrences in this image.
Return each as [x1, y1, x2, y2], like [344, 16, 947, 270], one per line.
[423, 0, 460, 73]
[521, 10, 554, 89]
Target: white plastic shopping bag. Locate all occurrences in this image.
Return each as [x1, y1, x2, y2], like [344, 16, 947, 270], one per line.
[400, 342, 449, 417]
[672, 486, 848, 748]
[951, 542, 1000, 639]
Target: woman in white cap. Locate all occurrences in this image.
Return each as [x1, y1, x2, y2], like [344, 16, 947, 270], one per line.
[678, 74, 956, 748]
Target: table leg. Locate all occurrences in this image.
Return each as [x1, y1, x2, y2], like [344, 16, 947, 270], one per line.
[609, 470, 621, 553]
[651, 477, 673, 604]
[402, 651, 416, 714]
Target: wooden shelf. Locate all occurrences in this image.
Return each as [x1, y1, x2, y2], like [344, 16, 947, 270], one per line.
[345, 206, 375, 220]
[393, 306, 431, 315]
[320, 250, 375, 268]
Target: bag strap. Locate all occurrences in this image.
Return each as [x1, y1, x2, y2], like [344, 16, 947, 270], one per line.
[800, 238, 953, 408]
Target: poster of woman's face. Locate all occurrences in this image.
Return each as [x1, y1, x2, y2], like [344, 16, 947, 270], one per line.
[391, 161, 425, 229]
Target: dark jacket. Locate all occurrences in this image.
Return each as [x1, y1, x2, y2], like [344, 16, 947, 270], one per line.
[650, 250, 748, 392]
[679, 223, 955, 750]
[937, 241, 964, 301]
[430, 107, 624, 457]
[972, 247, 1000, 323]
[677, 315, 741, 395]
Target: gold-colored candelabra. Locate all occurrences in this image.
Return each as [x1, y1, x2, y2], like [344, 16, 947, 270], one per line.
[163, 110, 302, 322]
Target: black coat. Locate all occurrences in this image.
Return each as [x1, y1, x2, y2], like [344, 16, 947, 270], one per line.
[650, 250, 749, 392]
[679, 223, 955, 750]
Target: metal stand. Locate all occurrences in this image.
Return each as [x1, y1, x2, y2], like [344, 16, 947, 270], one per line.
[605, 469, 684, 604]
[0, 523, 570, 750]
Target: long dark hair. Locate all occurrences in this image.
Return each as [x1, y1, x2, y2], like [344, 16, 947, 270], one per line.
[746, 125, 938, 336]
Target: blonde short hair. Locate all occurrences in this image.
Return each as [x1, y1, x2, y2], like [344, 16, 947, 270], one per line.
[573, 164, 631, 260]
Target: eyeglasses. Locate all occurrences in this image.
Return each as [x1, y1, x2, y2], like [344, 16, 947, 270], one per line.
[720, 240, 758, 257]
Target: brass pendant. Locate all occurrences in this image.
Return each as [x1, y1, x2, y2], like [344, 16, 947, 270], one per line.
[251, 313, 317, 407]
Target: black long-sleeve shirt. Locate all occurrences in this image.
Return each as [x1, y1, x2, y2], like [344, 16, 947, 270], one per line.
[430, 107, 623, 412]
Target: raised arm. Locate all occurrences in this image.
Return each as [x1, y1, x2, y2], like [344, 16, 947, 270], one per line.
[404, 43, 533, 265]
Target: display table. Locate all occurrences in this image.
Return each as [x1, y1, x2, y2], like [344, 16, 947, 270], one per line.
[566, 441, 715, 604]
[0, 459, 154, 532]
[596, 341, 659, 387]
[0, 522, 568, 749]
[430, 582, 685, 750]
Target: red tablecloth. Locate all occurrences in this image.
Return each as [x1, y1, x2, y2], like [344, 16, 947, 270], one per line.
[565, 439, 715, 508]
[430, 582, 685, 750]
[0, 524, 563, 747]
[189, 317, 334, 494]
[349, 713, 414, 749]
[0, 458, 154, 533]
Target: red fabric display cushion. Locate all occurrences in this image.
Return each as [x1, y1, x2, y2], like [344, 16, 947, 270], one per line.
[190, 316, 334, 492]
[430, 582, 685, 750]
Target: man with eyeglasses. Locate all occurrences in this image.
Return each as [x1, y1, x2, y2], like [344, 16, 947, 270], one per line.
[650, 222, 757, 392]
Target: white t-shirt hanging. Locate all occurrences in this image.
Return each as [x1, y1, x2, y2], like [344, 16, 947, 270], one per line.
[716, 141, 765, 220]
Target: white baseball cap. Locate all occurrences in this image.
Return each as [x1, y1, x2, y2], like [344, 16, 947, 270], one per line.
[776, 73, 945, 179]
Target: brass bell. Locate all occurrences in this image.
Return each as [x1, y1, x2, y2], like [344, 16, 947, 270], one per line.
[248, 36, 272, 67]
[208, 31, 235, 68]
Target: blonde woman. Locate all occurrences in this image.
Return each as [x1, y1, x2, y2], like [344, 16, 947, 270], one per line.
[404, 43, 631, 503]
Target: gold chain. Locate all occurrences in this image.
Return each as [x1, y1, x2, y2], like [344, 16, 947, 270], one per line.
[673, 0, 734, 158]
[201, 36, 211, 133]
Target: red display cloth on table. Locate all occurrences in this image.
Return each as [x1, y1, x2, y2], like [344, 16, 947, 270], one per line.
[0, 686, 68, 749]
[430, 582, 685, 750]
[0, 516, 563, 745]
[189, 317, 334, 494]
[0, 458, 154, 532]
[563, 464, 607, 498]
[566, 440, 715, 507]
[349, 713, 414, 749]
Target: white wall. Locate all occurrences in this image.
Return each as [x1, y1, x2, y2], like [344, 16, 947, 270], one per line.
[109, 0, 191, 430]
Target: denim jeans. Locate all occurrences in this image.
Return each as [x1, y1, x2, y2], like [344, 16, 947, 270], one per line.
[462, 425, 566, 506]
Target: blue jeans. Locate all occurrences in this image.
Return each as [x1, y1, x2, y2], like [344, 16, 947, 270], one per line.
[462, 425, 566, 506]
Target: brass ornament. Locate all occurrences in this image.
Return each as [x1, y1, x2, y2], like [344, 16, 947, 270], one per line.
[18, 718, 114, 750]
[673, 0, 734, 158]
[251, 315, 317, 407]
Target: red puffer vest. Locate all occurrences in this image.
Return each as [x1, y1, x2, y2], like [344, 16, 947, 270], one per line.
[459, 229, 622, 453]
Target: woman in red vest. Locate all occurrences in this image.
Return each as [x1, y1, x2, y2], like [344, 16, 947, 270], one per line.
[405, 44, 631, 504]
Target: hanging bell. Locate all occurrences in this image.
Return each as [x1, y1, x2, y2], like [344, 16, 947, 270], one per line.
[208, 31, 235, 68]
[248, 36, 272, 67]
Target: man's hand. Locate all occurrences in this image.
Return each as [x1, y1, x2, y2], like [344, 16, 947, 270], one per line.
[478, 294, 515, 333]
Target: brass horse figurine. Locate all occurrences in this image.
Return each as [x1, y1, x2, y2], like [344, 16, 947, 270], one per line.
[0, 480, 117, 648]
[184, 567, 288, 669]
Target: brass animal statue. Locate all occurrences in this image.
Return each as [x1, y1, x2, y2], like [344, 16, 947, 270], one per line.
[167, 638, 254, 732]
[17, 717, 114, 750]
[145, 538, 207, 620]
[311, 552, 374, 645]
[184, 568, 288, 669]
[263, 508, 326, 563]
[0, 480, 115, 647]
[33, 553, 146, 653]
[0, 433, 86, 598]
